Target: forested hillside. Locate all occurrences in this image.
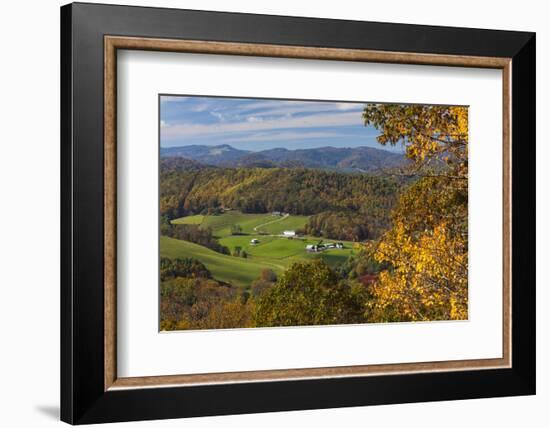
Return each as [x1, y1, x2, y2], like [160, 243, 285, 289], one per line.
[160, 164, 401, 241]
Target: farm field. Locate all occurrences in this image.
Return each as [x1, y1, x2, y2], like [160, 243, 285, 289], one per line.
[160, 236, 286, 287]
[171, 211, 309, 237]
[164, 211, 356, 287]
[171, 214, 204, 225]
[219, 234, 354, 261]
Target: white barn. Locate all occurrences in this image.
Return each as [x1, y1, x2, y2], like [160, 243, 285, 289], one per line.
[283, 230, 296, 237]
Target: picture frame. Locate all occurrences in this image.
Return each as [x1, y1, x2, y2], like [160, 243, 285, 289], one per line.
[60, 2, 535, 424]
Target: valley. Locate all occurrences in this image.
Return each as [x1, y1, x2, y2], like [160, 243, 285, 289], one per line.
[166, 210, 355, 287]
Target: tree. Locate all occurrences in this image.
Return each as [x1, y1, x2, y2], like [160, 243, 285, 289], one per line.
[363, 104, 468, 321]
[160, 277, 197, 324]
[192, 300, 255, 330]
[363, 104, 468, 173]
[251, 269, 277, 297]
[259, 268, 277, 283]
[230, 224, 243, 235]
[163, 224, 230, 254]
[254, 260, 366, 327]
[160, 257, 211, 281]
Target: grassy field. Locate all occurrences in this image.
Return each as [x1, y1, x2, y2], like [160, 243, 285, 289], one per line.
[171, 211, 309, 237]
[171, 214, 204, 225]
[254, 215, 309, 235]
[165, 211, 356, 287]
[160, 236, 286, 287]
[202, 212, 269, 236]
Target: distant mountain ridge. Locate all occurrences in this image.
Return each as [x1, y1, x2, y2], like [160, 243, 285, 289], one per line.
[160, 144, 404, 172]
[161, 144, 249, 164]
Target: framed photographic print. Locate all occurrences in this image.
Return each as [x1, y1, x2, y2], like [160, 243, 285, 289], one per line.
[60, 2, 536, 425]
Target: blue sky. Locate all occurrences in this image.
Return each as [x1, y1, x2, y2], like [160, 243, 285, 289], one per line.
[160, 95, 403, 152]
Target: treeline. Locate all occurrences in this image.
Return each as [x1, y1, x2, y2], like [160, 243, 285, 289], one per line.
[160, 219, 230, 254]
[160, 257, 211, 281]
[301, 210, 384, 241]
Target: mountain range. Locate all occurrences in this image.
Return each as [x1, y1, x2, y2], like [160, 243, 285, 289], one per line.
[160, 144, 404, 172]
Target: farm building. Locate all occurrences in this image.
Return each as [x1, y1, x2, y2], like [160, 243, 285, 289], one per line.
[250, 239, 260, 245]
[306, 244, 326, 252]
[283, 230, 296, 237]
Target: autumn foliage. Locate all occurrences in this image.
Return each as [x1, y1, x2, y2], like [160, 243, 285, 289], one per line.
[363, 104, 468, 321]
[254, 260, 366, 327]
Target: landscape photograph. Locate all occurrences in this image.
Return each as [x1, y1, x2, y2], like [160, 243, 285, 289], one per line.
[159, 95, 469, 331]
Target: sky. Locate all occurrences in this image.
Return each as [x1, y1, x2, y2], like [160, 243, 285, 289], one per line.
[160, 95, 403, 152]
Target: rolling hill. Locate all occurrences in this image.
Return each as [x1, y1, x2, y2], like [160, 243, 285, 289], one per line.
[160, 236, 285, 287]
[160, 166, 400, 237]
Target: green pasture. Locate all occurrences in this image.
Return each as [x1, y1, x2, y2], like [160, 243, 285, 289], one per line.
[171, 211, 309, 237]
[220, 234, 353, 259]
[202, 212, 269, 236]
[165, 211, 356, 287]
[171, 214, 204, 225]
[254, 215, 309, 235]
[160, 236, 286, 288]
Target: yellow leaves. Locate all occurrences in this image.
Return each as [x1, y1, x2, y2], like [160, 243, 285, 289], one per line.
[361, 104, 469, 322]
[365, 185, 468, 322]
[370, 218, 468, 321]
[363, 104, 468, 175]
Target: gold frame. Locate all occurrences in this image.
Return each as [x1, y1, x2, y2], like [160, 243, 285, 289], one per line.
[104, 36, 512, 391]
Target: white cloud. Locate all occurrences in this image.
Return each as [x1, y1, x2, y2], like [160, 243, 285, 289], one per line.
[209, 111, 226, 122]
[190, 103, 210, 112]
[161, 111, 363, 140]
[222, 130, 350, 143]
[336, 102, 363, 111]
[234, 101, 363, 118]
[233, 100, 309, 113]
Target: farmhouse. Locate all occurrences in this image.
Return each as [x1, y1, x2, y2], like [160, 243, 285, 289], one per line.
[283, 230, 296, 237]
[250, 239, 260, 245]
